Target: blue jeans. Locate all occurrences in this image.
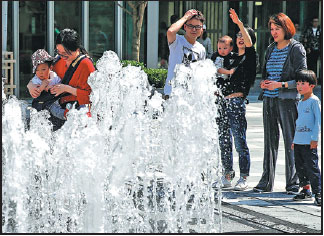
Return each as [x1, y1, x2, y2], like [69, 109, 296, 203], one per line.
[216, 97, 250, 177]
[294, 144, 321, 194]
[49, 101, 66, 120]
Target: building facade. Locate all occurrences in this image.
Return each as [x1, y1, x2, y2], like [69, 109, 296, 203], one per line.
[2, 1, 322, 99]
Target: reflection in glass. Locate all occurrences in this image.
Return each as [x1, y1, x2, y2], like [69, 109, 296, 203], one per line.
[54, 1, 81, 41]
[89, 1, 115, 62]
[19, 1, 46, 99]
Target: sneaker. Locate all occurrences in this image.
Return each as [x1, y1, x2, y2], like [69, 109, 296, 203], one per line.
[286, 186, 300, 195]
[212, 176, 232, 189]
[293, 189, 313, 201]
[314, 193, 321, 206]
[222, 175, 232, 188]
[234, 177, 248, 191]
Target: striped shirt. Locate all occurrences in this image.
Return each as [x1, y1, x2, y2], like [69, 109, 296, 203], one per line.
[264, 45, 289, 97]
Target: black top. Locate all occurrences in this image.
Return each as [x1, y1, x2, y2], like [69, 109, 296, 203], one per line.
[211, 51, 236, 69]
[211, 51, 237, 95]
[222, 46, 257, 98]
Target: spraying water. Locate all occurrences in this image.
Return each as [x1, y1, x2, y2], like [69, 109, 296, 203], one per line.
[2, 51, 223, 233]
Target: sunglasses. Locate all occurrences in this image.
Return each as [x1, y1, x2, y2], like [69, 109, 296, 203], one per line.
[185, 24, 203, 30]
[236, 33, 243, 38]
[54, 48, 71, 59]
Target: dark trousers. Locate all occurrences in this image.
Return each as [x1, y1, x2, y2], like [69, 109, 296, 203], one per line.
[294, 144, 322, 194]
[216, 97, 250, 177]
[307, 50, 320, 78]
[257, 97, 299, 191]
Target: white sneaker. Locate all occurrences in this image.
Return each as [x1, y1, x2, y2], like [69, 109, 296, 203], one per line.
[222, 175, 232, 188]
[234, 177, 248, 191]
[212, 176, 232, 189]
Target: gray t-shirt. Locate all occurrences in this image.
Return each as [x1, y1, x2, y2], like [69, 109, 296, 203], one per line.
[293, 95, 321, 144]
[164, 35, 206, 96]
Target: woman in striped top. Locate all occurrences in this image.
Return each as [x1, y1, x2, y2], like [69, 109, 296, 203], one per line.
[253, 13, 307, 194]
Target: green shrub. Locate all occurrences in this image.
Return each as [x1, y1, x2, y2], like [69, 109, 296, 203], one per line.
[121, 60, 145, 70]
[144, 68, 167, 88]
[121, 60, 167, 88]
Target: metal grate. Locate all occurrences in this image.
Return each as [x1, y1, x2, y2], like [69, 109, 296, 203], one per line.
[2, 51, 16, 95]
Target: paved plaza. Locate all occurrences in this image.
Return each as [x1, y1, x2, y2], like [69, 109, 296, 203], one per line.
[219, 86, 322, 234]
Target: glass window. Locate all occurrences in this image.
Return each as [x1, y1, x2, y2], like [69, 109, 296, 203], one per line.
[54, 1, 82, 42]
[288, 1, 320, 33]
[253, 1, 282, 69]
[199, 1, 224, 56]
[89, 1, 115, 62]
[122, 3, 147, 63]
[5, 2, 13, 52]
[18, 1, 47, 99]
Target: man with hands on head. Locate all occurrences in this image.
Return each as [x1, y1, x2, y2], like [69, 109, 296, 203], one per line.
[163, 9, 206, 99]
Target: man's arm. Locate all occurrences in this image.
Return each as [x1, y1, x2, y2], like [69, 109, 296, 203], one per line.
[167, 9, 197, 44]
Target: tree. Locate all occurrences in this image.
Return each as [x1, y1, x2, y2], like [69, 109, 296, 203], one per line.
[117, 1, 148, 62]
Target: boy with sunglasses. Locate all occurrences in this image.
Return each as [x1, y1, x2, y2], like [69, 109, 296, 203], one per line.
[163, 9, 206, 99]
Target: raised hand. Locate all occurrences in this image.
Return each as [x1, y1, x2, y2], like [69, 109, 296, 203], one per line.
[184, 9, 198, 21]
[229, 8, 242, 26]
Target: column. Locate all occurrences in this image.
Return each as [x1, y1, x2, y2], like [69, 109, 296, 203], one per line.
[115, 1, 123, 58]
[82, 1, 89, 51]
[13, 1, 19, 97]
[146, 1, 159, 68]
[47, 1, 54, 55]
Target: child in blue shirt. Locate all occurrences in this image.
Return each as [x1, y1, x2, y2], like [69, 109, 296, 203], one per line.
[291, 70, 321, 206]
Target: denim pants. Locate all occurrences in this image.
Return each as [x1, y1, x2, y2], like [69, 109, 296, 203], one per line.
[49, 100, 66, 120]
[216, 97, 250, 177]
[294, 144, 321, 194]
[256, 97, 299, 191]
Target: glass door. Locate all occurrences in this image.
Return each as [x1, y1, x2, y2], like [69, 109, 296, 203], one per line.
[18, 1, 47, 99]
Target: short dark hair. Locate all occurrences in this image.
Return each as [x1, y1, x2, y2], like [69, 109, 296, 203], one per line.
[185, 10, 205, 24]
[218, 35, 233, 47]
[295, 70, 317, 86]
[170, 15, 179, 24]
[268, 13, 296, 40]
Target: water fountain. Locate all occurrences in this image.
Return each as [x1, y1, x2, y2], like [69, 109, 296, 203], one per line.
[2, 51, 223, 233]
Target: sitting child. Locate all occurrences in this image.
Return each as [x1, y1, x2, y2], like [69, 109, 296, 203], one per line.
[30, 49, 67, 120]
[291, 70, 321, 206]
[211, 35, 237, 95]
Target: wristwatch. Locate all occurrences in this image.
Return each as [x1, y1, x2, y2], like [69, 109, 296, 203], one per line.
[281, 82, 285, 88]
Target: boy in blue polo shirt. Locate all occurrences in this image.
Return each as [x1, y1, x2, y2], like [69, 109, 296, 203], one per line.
[291, 70, 321, 206]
